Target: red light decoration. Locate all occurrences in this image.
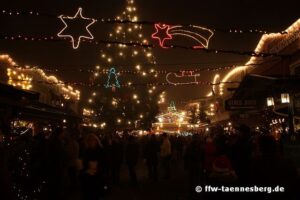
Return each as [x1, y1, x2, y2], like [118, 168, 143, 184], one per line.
[151, 24, 173, 48]
[152, 23, 214, 49]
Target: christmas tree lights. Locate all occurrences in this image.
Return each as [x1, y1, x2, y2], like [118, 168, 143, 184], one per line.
[86, 0, 160, 130]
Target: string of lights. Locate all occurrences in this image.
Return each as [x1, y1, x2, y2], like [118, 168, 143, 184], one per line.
[0, 9, 288, 35]
[0, 35, 289, 58]
[5, 61, 270, 75]
[10, 78, 240, 87]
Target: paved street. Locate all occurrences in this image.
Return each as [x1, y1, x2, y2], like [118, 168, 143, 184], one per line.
[104, 160, 189, 200]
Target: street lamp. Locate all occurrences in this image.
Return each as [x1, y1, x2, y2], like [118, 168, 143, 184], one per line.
[281, 93, 290, 104]
[267, 97, 275, 107]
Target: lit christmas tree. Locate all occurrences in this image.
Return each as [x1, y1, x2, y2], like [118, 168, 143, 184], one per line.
[86, 0, 160, 130]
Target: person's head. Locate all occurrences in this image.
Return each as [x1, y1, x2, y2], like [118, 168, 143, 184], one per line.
[150, 133, 156, 140]
[258, 135, 277, 157]
[212, 155, 232, 172]
[206, 137, 213, 143]
[237, 124, 251, 138]
[86, 133, 101, 149]
[162, 132, 168, 139]
[112, 134, 119, 143]
[53, 126, 64, 139]
[128, 135, 135, 142]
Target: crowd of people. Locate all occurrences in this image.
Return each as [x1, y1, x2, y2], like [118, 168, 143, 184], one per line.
[1, 123, 300, 200]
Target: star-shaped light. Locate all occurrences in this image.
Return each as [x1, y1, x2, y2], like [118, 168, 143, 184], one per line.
[151, 24, 173, 48]
[57, 7, 97, 49]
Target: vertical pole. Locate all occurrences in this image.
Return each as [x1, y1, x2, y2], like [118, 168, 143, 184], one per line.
[288, 93, 295, 134]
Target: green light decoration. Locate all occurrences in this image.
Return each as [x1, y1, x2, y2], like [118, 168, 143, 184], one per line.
[105, 67, 121, 89]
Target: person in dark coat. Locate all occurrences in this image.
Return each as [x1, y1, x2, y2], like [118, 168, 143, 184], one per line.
[160, 133, 172, 179]
[247, 135, 299, 200]
[64, 131, 80, 191]
[144, 134, 160, 181]
[80, 133, 106, 200]
[184, 135, 204, 199]
[125, 135, 139, 184]
[111, 135, 123, 185]
[0, 129, 15, 200]
[231, 125, 252, 184]
[46, 126, 67, 200]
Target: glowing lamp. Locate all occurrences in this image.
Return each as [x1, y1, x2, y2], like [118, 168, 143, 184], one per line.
[267, 97, 274, 107]
[281, 93, 290, 104]
[158, 117, 163, 123]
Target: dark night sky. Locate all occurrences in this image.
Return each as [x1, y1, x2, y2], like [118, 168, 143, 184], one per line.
[0, 0, 299, 106]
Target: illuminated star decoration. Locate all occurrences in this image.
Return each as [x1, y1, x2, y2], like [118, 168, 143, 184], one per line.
[166, 71, 201, 86]
[151, 24, 173, 48]
[152, 23, 214, 49]
[57, 7, 97, 49]
[105, 68, 121, 89]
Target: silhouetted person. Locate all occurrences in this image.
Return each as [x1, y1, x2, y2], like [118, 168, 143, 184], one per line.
[209, 155, 237, 185]
[46, 126, 67, 200]
[80, 133, 106, 200]
[160, 133, 172, 179]
[206, 154, 238, 200]
[248, 135, 299, 200]
[184, 135, 204, 199]
[0, 129, 15, 200]
[125, 136, 139, 184]
[31, 127, 49, 199]
[102, 136, 113, 185]
[204, 137, 217, 179]
[111, 135, 123, 185]
[64, 130, 80, 191]
[144, 134, 160, 181]
[231, 124, 252, 184]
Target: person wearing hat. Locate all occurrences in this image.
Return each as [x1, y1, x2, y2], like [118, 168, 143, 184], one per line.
[209, 155, 237, 185]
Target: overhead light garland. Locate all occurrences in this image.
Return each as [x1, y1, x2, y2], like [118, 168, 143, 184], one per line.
[4, 53, 269, 78]
[0, 34, 288, 58]
[0, 9, 288, 35]
[3, 63, 251, 74]
[9, 78, 239, 88]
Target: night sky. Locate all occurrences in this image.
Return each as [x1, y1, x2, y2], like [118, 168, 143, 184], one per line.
[0, 0, 299, 107]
